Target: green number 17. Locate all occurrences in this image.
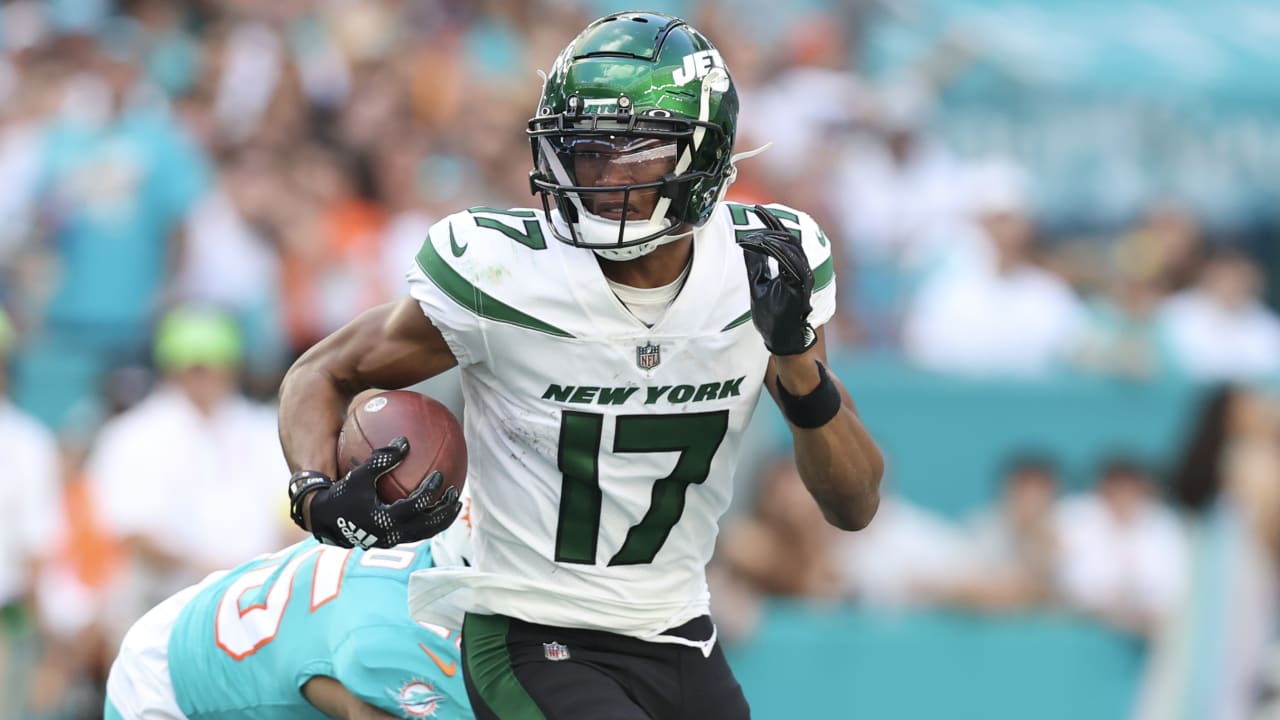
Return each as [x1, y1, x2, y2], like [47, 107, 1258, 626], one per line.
[555, 410, 730, 566]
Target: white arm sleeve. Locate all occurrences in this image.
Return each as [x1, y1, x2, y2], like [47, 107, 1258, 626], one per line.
[405, 214, 490, 368]
[15, 419, 64, 558]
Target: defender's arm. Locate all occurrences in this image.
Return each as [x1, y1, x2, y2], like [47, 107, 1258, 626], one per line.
[302, 676, 399, 720]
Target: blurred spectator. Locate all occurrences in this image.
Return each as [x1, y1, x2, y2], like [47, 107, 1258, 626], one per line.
[823, 82, 971, 347]
[902, 159, 1087, 376]
[1158, 248, 1280, 382]
[37, 41, 209, 365]
[740, 17, 868, 185]
[929, 455, 1060, 613]
[371, 135, 481, 298]
[716, 459, 845, 597]
[86, 306, 292, 648]
[172, 146, 279, 317]
[123, 0, 203, 99]
[171, 144, 286, 374]
[1224, 392, 1280, 564]
[27, 446, 122, 718]
[1137, 387, 1280, 720]
[0, 0, 1273, 715]
[210, 19, 287, 144]
[0, 61, 51, 287]
[0, 308, 63, 719]
[279, 145, 387, 356]
[1055, 457, 1188, 636]
[1129, 203, 1206, 296]
[25, 366, 148, 717]
[1071, 243, 1176, 380]
[710, 458, 844, 641]
[836, 487, 968, 609]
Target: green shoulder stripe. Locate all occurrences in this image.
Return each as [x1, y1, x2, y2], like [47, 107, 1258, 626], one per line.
[727, 202, 831, 266]
[721, 310, 752, 332]
[722, 257, 830, 333]
[813, 256, 834, 291]
[416, 227, 574, 338]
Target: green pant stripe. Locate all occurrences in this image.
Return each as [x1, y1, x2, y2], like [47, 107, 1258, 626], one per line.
[103, 698, 126, 720]
[463, 614, 547, 720]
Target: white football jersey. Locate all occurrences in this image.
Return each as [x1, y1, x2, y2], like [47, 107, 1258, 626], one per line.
[407, 202, 835, 640]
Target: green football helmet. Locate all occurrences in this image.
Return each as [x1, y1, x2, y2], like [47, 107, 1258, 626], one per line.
[528, 12, 739, 260]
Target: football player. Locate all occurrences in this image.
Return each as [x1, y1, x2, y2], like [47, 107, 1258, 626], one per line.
[104, 511, 474, 720]
[279, 11, 884, 719]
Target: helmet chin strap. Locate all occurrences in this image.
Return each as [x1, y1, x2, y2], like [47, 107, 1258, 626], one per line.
[591, 227, 692, 261]
[583, 212, 687, 261]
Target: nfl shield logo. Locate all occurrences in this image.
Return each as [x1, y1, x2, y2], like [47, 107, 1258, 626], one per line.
[636, 343, 661, 370]
[543, 642, 571, 662]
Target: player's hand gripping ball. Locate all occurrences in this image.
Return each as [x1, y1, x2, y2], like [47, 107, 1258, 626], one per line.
[301, 391, 465, 549]
[338, 390, 467, 502]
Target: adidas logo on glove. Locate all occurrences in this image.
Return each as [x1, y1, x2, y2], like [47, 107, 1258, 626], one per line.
[337, 517, 379, 549]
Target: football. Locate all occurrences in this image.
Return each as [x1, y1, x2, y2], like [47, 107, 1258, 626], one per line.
[337, 389, 467, 504]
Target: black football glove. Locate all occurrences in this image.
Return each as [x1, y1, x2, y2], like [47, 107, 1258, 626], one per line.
[736, 204, 817, 356]
[304, 437, 462, 549]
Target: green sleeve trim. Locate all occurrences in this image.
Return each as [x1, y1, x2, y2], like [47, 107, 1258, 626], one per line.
[415, 226, 574, 339]
[721, 310, 752, 332]
[812, 256, 835, 291]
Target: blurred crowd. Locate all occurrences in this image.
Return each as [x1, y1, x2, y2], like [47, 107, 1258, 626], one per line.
[712, 452, 1188, 636]
[713, 383, 1280, 717]
[0, 0, 1275, 718]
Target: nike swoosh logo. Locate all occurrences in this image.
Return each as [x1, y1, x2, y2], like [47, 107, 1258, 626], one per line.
[449, 226, 467, 257]
[419, 643, 458, 677]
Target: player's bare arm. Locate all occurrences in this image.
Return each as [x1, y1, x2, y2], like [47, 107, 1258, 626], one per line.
[766, 330, 884, 530]
[279, 297, 461, 546]
[280, 298, 457, 477]
[740, 205, 884, 531]
[302, 676, 400, 720]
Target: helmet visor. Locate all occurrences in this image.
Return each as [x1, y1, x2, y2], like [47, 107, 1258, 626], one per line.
[540, 133, 678, 221]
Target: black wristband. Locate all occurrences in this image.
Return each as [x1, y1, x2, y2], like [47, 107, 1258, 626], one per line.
[775, 361, 842, 429]
[288, 470, 333, 531]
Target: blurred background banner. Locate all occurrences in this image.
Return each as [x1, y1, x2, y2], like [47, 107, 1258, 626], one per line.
[862, 0, 1280, 234]
[0, 1, 1275, 719]
[771, 357, 1204, 517]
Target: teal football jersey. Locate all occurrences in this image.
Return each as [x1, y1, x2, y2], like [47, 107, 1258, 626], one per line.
[168, 539, 471, 719]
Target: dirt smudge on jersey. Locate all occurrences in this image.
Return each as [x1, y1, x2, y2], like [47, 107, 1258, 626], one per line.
[498, 406, 559, 461]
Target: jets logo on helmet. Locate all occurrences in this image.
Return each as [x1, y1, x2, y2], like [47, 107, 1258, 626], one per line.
[672, 49, 725, 86]
[528, 12, 739, 260]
